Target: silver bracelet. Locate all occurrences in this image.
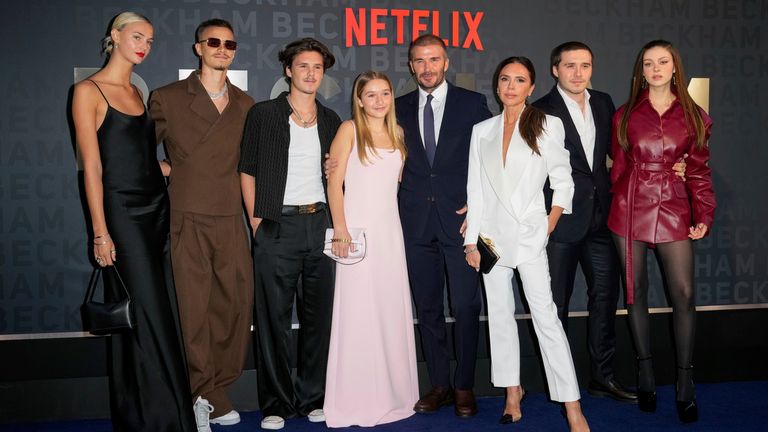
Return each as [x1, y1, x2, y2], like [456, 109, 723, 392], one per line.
[464, 246, 478, 254]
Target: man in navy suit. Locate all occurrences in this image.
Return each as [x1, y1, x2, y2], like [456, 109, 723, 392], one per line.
[531, 41, 637, 402]
[395, 34, 492, 417]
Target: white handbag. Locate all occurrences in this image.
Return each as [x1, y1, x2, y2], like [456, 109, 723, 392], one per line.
[323, 228, 366, 265]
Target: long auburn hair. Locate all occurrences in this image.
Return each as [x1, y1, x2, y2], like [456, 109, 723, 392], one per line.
[617, 40, 706, 151]
[492, 57, 546, 155]
[351, 71, 407, 163]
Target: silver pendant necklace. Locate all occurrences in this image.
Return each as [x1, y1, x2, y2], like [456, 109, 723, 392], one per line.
[286, 96, 317, 127]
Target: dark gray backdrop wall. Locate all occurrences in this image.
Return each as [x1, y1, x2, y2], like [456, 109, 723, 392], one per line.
[1, 0, 767, 336]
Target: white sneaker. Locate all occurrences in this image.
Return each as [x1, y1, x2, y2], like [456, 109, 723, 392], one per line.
[193, 396, 214, 432]
[210, 409, 241, 425]
[261, 415, 285, 430]
[307, 408, 325, 423]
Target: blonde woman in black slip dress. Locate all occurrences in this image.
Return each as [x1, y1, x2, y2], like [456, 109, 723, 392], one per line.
[71, 12, 196, 431]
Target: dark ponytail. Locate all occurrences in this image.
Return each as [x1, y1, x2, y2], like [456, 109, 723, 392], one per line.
[492, 56, 546, 155]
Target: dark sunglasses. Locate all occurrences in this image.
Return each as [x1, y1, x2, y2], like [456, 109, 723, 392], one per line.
[198, 38, 237, 50]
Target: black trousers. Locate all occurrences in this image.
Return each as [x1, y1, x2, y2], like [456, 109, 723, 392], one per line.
[546, 203, 620, 384]
[405, 204, 482, 390]
[252, 210, 334, 418]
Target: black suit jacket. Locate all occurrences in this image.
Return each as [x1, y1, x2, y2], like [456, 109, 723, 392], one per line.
[238, 92, 341, 222]
[532, 85, 615, 243]
[396, 82, 492, 240]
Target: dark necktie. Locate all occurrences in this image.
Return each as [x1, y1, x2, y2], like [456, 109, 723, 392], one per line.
[424, 94, 436, 167]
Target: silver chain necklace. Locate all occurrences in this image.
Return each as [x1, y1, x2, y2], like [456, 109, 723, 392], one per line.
[286, 96, 317, 127]
[207, 82, 228, 100]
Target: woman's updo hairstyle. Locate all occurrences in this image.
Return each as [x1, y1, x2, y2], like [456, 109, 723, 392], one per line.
[101, 12, 151, 56]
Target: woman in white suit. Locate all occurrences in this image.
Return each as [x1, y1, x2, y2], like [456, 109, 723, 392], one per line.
[464, 57, 589, 431]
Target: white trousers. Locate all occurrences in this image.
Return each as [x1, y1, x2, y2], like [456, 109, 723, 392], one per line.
[483, 251, 580, 402]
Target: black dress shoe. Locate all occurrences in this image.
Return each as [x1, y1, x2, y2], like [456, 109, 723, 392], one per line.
[676, 399, 698, 423]
[414, 386, 454, 413]
[638, 390, 657, 413]
[587, 379, 638, 403]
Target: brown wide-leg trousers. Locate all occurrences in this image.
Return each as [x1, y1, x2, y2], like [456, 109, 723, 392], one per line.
[170, 211, 254, 417]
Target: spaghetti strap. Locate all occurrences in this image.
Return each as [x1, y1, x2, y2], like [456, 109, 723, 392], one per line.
[130, 84, 144, 104]
[87, 79, 110, 106]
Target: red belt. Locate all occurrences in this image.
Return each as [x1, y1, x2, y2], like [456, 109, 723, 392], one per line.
[624, 161, 675, 304]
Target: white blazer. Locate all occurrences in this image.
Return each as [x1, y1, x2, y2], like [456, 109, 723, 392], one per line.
[465, 110, 574, 268]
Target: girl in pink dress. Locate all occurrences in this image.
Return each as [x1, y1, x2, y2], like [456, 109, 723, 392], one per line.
[324, 71, 419, 427]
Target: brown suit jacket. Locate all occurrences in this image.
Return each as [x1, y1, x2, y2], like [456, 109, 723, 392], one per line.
[150, 71, 255, 216]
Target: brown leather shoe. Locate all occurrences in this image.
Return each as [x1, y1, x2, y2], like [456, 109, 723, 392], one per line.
[454, 388, 478, 417]
[587, 378, 638, 403]
[414, 386, 454, 413]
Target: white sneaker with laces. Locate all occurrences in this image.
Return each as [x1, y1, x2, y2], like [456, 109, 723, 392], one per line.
[193, 396, 214, 432]
[210, 409, 241, 425]
[308, 408, 325, 423]
[261, 415, 285, 430]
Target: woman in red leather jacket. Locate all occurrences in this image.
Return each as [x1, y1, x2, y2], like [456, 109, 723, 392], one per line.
[607, 40, 715, 423]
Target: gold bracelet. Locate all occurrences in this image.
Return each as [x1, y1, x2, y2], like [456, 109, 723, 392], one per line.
[94, 234, 111, 245]
[331, 238, 351, 243]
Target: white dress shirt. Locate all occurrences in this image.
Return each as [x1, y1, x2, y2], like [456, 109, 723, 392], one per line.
[557, 85, 596, 170]
[418, 80, 448, 147]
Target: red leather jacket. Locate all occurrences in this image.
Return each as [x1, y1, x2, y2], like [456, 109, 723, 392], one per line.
[607, 90, 715, 302]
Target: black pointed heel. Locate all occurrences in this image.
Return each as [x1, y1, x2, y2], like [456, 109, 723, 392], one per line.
[499, 388, 526, 424]
[676, 366, 698, 423]
[637, 356, 656, 413]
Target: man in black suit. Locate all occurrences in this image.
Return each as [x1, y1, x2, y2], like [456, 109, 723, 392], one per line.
[239, 38, 341, 430]
[396, 34, 492, 417]
[532, 41, 637, 402]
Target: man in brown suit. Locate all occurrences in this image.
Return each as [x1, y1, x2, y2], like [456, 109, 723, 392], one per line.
[149, 19, 254, 432]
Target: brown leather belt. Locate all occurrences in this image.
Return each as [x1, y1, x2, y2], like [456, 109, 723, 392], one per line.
[281, 202, 326, 215]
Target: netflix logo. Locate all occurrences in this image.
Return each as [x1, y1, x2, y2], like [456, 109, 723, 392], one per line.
[345, 8, 484, 51]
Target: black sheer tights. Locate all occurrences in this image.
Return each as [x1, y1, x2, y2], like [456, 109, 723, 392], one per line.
[612, 235, 696, 402]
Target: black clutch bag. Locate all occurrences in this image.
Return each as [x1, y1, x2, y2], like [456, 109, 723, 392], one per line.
[477, 234, 500, 274]
[81, 266, 135, 335]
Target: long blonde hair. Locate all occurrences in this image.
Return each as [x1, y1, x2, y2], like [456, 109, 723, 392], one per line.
[102, 12, 151, 56]
[617, 40, 706, 151]
[351, 71, 407, 164]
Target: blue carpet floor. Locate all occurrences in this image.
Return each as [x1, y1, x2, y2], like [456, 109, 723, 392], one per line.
[2, 381, 766, 431]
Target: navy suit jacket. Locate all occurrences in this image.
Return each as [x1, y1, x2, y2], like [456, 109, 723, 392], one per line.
[396, 82, 492, 241]
[532, 85, 615, 243]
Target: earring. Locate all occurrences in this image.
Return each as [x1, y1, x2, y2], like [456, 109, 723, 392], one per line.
[672, 72, 676, 86]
